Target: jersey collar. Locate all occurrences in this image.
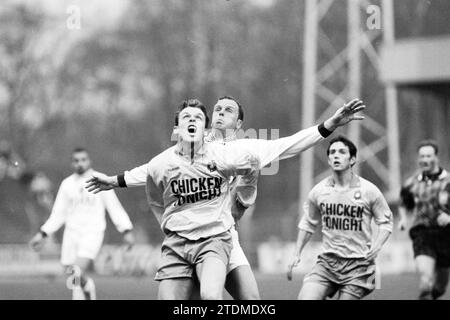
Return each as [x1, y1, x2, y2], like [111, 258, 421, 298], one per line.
[418, 167, 447, 182]
[326, 173, 361, 188]
[74, 168, 93, 179]
[204, 130, 237, 143]
[174, 143, 207, 159]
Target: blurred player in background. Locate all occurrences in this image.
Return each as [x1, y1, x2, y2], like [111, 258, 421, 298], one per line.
[287, 136, 393, 300]
[86, 98, 365, 300]
[29, 148, 135, 300]
[398, 140, 450, 300]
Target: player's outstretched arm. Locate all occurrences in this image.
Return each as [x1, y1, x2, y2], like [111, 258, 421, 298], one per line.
[323, 98, 365, 131]
[86, 164, 149, 194]
[224, 99, 365, 171]
[85, 171, 119, 194]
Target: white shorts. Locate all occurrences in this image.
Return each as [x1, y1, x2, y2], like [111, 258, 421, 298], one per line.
[227, 227, 250, 273]
[60, 230, 104, 266]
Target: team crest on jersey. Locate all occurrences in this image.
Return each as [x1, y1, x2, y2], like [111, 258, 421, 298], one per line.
[207, 161, 217, 172]
[354, 190, 362, 200]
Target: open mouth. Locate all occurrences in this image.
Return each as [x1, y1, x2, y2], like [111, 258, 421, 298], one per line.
[419, 162, 430, 169]
[333, 161, 341, 166]
[187, 125, 197, 134]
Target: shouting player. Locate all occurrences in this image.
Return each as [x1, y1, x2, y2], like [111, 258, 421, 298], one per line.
[29, 148, 135, 300]
[287, 136, 393, 300]
[86, 98, 365, 300]
[398, 140, 450, 299]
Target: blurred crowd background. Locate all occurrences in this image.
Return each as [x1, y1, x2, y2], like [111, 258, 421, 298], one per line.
[0, 0, 449, 273]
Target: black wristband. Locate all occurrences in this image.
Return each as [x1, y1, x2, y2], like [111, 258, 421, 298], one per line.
[117, 173, 127, 188]
[318, 122, 333, 138]
[40, 230, 48, 238]
[122, 229, 132, 235]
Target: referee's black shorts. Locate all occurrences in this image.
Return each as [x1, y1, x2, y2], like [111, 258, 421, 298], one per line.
[410, 225, 450, 268]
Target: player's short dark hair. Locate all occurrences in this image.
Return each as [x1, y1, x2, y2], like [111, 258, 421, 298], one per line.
[327, 135, 357, 158]
[174, 99, 209, 128]
[417, 139, 438, 155]
[218, 96, 244, 121]
[72, 147, 88, 155]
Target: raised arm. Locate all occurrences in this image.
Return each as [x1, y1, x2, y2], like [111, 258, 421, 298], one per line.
[225, 99, 365, 170]
[85, 163, 149, 194]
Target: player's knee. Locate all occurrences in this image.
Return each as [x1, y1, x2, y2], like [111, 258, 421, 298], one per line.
[245, 291, 261, 300]
[431, 287, 446, 300]
[298, 289, 321, 300]
[158, 288, 177, 300]
[200, 287, 222, 300]
[419, 274, 434, 291]
[432, 281, 447, 300]
[419, 275, 434, 299]
[237, 289, 260, 300]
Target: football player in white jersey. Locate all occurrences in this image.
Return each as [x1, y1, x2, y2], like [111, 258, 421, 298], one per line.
[30, 148, 135, 300]
[198, 96, 260, 300]
[86, 98, 365, 300]
[287, 136, 393, 300]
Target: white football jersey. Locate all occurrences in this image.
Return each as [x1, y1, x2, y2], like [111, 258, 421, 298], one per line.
[123, 125, 324, 240]
[41, 169, 133, 235]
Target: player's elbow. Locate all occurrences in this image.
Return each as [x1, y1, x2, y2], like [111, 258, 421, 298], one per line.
[299, 223, 317, 234]
[378, 224, 393, 235]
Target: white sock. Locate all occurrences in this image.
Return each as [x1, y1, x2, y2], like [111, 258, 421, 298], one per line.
[72, 285, 86, 300]
[83, 278, 96, 300]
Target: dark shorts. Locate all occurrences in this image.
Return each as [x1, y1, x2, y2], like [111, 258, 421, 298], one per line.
[410, 225, 450, 268]
[304, 253, 377, 299]
[154, 230, 233, 281]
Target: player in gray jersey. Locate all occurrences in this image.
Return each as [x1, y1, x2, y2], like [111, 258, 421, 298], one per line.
[86, 98, 365, 300]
